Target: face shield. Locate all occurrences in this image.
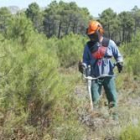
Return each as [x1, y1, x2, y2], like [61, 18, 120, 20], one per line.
[88, 31, 99, 42]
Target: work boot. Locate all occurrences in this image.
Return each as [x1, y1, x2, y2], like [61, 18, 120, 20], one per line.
[108, 102, 118, 120]
[109, 107, 118, 120]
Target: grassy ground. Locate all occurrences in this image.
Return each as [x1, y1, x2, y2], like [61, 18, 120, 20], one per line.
[73, 71, 140, 140]
[0, 65, 139, 139]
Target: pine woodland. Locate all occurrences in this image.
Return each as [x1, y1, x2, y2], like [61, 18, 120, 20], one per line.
[0, 1, 140, 140]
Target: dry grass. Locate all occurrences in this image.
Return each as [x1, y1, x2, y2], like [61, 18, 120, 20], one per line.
[74, 72, 140, 140]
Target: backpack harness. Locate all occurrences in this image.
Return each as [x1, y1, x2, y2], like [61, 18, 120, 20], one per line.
[87, 37, 110, 60]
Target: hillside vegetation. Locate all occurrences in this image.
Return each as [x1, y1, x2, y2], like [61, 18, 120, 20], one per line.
[0, 1, 140, 140]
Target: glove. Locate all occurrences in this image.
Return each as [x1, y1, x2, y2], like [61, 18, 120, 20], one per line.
[116, 62, 123, 73]
[78, 61, 87, 74]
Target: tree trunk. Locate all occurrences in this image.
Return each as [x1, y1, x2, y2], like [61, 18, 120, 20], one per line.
[58, 21, 62, 38]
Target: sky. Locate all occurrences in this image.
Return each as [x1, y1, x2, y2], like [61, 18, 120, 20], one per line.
[0, 0, 140, 17]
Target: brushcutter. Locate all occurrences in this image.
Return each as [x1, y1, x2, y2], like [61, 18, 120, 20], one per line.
[82, 62, 120, 111]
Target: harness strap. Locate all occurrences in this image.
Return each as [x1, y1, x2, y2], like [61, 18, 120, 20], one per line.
[87, 37, 110, 59]
[102, 37, 110, 47]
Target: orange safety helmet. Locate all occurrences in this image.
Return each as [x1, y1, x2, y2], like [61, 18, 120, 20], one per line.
[87, 21, 104, 35]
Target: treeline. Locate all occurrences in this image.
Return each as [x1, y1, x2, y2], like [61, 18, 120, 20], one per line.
[0, 1, 91, 40]
[1, 1, 140, 43]
[99, 6, 140, 43]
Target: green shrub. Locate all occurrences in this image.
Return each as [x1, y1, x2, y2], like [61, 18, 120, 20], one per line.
[0, 31, 88, 139]
[122, 33, 140, 76]
[57, 33, 86, 68]
[6, 13, 34, 46]
[120, 122, 140, 140]
[0, 33, 70, 138]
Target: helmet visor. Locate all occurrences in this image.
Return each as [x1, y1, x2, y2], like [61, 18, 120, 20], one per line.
[88, 32, 99, 42]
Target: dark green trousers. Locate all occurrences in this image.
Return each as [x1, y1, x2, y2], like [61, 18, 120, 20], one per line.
[91, 77, 117, 107]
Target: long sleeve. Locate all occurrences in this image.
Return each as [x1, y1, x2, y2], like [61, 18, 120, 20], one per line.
[82, 39, 123, 78]
[110, 40, 123, 63]
[83, 46, 91, 66]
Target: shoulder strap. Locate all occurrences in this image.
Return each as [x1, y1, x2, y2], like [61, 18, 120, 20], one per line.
[87, 41, 96, 51]
[102, 37, 110, 47]
[86, 37, 110, 49]
[86, 37, 110, 62]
